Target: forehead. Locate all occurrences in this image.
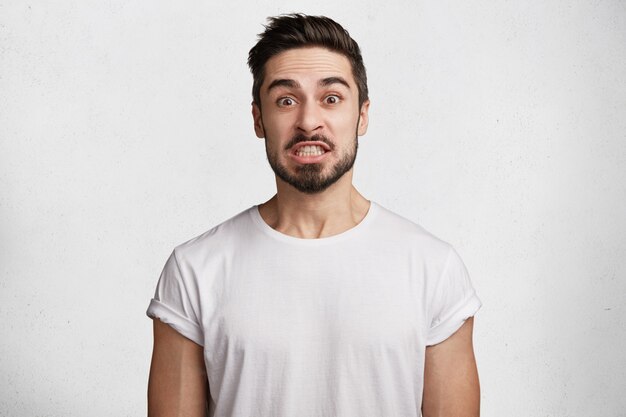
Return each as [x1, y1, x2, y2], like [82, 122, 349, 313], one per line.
[262, 47, 354, 89]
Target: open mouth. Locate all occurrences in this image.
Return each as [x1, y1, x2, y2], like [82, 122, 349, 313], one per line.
[291, 141, 331, 156]
[295, 144, 326, 157]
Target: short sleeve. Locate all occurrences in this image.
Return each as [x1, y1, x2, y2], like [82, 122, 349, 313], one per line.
[146, 250, 204, 346]
[426, 246, 482, 346]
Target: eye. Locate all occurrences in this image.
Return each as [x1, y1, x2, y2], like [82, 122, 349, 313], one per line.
[324, 95, 341, 105]
[277, 97, 295, 107]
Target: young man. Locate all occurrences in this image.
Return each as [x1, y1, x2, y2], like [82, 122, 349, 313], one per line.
[147, 14, 481, 417]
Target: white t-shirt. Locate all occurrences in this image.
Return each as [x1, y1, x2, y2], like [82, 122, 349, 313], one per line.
[146, 201, 481, 417]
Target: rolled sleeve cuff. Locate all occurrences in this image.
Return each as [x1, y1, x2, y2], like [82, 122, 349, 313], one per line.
[146, 299, 204, 347]
[426, 291, 482, 346]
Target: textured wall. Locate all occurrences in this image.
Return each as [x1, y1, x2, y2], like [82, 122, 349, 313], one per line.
[1, 1, 625, 416]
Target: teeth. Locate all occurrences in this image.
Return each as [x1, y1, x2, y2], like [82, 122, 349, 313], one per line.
[296, 145, 325, 157]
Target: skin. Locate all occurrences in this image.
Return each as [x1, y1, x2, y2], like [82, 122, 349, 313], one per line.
[147, 46, 480, 416]
[251, 46, 371, 238]
[147, 319, 208, 417]
[423, 317, 480, 417]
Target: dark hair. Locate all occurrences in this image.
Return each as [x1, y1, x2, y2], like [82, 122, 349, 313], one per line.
[248, 13, 368, 109]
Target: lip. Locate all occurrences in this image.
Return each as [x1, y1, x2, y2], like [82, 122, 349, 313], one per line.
[289, 141, 331, 164]
[290, 141, 332, 152]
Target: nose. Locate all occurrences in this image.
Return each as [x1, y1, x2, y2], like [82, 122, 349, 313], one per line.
[296, 100, 323, 134]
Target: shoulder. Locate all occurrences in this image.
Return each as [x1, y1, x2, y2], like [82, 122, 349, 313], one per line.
[371, 202, 453, 259]
[170, 206, 256, 264]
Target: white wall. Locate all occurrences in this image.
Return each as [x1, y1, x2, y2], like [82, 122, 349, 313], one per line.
[1, 1, 625, 416]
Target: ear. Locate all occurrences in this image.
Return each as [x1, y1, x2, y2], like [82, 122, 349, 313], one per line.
[252, 102, 265, 138]
[357, 99, 370, 136]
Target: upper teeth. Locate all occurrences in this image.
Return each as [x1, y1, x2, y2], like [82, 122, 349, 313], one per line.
[296, 145, 325, 156]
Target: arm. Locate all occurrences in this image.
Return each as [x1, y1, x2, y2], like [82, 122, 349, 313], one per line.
[147, 318, 209, 417]
[422, 316, 480, 417]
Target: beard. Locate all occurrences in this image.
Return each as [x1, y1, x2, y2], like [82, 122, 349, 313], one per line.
[265, 130, 359, 195]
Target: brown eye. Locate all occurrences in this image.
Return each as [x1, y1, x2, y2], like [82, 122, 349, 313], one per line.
[325, 95, 340, 104]
[278, 97, 295, 106]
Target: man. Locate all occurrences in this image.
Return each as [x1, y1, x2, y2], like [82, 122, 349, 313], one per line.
[147, 13, 481, 417]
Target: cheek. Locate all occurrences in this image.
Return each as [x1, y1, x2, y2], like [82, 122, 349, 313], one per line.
[328, 111, 359, 133]
[262, 119, 292, 153]
[263, 113, 295, 136]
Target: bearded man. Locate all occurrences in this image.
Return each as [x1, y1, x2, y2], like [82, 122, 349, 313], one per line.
[147, 13, 482, 417]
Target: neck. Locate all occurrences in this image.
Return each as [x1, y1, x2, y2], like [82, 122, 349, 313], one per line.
[257, 172, 371, 239]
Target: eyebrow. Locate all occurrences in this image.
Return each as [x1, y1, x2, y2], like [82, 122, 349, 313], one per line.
[266, 76, 351, 93]
[319, 76, 350, 89]
[266, 79, 301, 92]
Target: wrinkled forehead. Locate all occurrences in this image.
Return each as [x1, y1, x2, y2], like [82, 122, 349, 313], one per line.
[262, 47, 355, 91]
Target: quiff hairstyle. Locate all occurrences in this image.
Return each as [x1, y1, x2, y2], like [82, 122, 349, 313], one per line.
[247, 13, 369, 109]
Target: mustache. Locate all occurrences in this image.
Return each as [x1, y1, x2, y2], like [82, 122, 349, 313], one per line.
[285, 133, 334, 151]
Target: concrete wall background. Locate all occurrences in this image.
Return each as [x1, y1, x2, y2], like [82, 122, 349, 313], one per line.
[1, 1, 625, 416]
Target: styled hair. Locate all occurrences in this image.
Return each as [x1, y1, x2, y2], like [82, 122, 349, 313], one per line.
[247, 13, 368, 109]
